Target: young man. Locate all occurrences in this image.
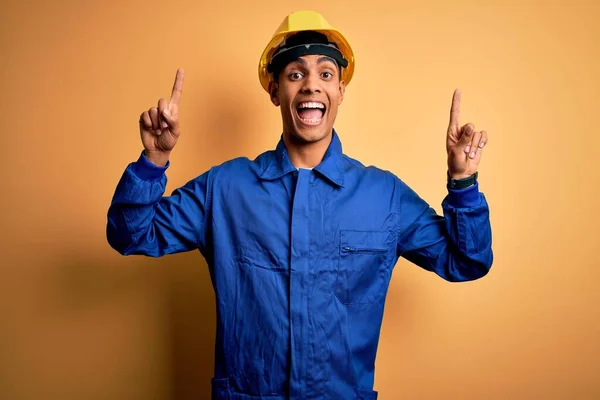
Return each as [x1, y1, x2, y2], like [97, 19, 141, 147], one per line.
[107, 10, 492, 400]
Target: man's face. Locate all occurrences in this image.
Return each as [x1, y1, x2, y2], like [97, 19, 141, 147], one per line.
[269, 54, 345, 144]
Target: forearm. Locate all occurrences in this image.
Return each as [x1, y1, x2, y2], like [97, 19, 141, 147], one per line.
[106, 152, 208, 257]
[107, 152, 170, 256]
[442, 185, 493, 280]
[398, 183, 493, 281]
[439, 183, 493, 280]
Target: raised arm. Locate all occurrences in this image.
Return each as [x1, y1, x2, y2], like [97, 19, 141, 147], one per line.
[106, 69, 212, 257]
[396, 90, 493, 281]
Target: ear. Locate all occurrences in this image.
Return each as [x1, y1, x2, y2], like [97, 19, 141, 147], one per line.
[338, 80, 346, 105]
[269, 81, 280, 107]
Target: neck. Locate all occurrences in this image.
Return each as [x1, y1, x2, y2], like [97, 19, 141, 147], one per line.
[283, 131, 332, 169]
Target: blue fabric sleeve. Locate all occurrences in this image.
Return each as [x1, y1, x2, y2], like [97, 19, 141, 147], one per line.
[446, 182, 481, 208]
[395, 179, 493, 282]
[131, 151, 170, 181]
[106, 153, 212, 257]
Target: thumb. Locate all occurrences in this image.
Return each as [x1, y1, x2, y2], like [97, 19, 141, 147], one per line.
[161, 106, 179, 129]
[458, 123, 474, 145]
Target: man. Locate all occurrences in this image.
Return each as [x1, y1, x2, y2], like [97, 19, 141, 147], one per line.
[107, 10, 492, 400]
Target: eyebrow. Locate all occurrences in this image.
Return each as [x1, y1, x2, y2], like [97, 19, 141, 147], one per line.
[292, 56, 338, 67]
[317, 56, 338, 66]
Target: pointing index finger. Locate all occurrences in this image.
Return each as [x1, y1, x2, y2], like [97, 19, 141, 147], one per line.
[170, 68, 185, 105]
[449, 89, 461, 130]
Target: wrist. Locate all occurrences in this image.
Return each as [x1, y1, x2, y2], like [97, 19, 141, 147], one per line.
[144, 150, 171, 167]
[447, 170, 478, 190]
[448, 171, 474, 180]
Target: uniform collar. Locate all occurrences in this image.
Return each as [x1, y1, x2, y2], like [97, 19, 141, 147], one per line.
[259, 129, 345, 187]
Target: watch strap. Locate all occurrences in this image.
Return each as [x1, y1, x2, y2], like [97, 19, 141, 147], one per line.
[448, 171, 478, 190]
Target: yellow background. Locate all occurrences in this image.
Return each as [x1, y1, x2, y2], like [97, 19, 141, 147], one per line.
[1, 0, 599, 398]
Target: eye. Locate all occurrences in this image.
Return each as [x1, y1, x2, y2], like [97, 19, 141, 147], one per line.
[288, 72, 304, 81]
[321, 71, 333, 79]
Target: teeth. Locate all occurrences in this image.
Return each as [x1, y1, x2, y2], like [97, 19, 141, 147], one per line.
[299, 116, 322, 123]
[298, 102, 325, 109]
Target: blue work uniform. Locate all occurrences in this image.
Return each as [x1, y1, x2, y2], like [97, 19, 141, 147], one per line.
[107, 131, 493, 399]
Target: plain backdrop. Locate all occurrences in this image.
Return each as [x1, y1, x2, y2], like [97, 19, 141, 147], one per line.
[1, 0, 599, 399]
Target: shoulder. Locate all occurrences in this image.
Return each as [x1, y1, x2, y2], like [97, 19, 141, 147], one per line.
[207, 149, 274, 182]
[340, 152, 423, 202]
[341, 153, 400, 185]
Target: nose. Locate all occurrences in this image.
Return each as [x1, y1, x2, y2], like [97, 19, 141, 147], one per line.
[301, 72, 321, 94]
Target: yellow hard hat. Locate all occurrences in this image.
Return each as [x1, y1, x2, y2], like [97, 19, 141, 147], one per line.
[258, 10, 355, 92]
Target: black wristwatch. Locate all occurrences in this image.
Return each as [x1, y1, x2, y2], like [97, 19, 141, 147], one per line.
[447, 171, 478, 190]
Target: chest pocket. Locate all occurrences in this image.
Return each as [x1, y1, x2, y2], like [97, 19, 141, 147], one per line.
[335, 230, 393, 305]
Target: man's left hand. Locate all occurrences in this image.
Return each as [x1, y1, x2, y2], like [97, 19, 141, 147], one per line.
[446, 89, 488, 179]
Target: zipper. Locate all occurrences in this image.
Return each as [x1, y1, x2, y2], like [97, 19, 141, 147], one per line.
[342, 246, 387, 253]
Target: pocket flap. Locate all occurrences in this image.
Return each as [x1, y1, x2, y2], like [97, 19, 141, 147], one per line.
[341, 230, 390, 252]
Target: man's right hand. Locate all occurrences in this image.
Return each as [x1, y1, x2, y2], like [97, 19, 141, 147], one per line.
[139, 68, 185, 166]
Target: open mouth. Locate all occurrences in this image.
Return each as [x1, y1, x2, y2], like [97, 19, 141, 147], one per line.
[296, 101, 326, 126]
